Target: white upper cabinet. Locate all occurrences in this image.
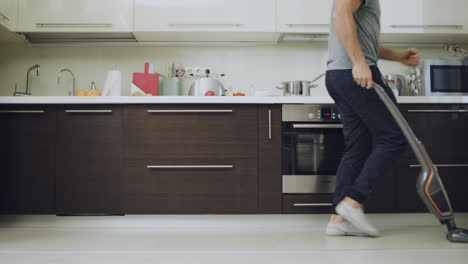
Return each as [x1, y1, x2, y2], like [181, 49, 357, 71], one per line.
[277, 0, 332, 33]
[134, 0, 276, 33]
[420, 0, 468, 34]
[381, 0, 468, 34]
[17, 0, 133, 32]
[0, 0, 18, 31]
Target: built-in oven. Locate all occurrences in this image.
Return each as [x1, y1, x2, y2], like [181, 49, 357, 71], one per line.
[282, 104, 344, 196]
[423, 59, 468, 96]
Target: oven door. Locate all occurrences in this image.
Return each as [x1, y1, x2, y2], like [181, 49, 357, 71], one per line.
[282, 123, 344, 194]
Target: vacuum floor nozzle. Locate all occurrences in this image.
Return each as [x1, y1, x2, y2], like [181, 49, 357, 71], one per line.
[447, 228, 468, 243]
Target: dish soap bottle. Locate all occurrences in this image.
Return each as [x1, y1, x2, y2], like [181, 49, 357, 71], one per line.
[86, 82, 101, 96]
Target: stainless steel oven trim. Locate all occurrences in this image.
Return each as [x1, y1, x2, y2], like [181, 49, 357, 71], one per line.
[282, 104, 340, 122]
[423, 59, 468, 96]
[282, 175, 336, 194]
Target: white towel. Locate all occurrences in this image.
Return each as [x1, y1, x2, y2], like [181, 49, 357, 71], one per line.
[102, 70, 122, 96]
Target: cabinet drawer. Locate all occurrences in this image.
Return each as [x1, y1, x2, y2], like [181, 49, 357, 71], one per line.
[283, 195, 333, 214]
[400, 104, 468, 163]
[124, 157, 258, 214]
[124, 105, 257, 159]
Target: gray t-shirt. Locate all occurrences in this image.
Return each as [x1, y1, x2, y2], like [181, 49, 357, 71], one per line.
[327, 0, 381, 70]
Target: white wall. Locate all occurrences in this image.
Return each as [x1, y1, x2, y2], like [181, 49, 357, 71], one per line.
[0, 43, 457, 97]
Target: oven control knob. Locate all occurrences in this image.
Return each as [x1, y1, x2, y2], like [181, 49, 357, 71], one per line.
[338, 114, 341, 119]
[308, 113, 315, 119]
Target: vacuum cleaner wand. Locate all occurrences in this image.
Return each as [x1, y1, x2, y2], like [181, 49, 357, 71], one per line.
[372, 82, 468, 243]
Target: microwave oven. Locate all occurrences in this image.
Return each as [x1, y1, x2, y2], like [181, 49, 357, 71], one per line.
[423, 59, 468, 96]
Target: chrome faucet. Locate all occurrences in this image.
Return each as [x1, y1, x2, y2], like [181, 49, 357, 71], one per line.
[14, 64, 40, 96]
[58, 68, 76, 96]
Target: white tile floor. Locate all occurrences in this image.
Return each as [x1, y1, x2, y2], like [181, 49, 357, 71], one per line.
[0, 214, 467, 264]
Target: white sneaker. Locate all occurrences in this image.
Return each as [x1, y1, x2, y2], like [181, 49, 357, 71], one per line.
[326, 222, 368, 237]
[336, 201, 380, 237]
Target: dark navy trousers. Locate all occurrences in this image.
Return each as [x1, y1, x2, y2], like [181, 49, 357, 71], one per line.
[325, 66, 407, 214]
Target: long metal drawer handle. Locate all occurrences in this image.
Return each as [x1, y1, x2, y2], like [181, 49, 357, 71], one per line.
[293, 203, 333, 207]
[168, 23, 243, 28]
[408, 110, 468, 113]
[268, 109, 272, 140]
[0, 12, 10, 21]
[0, 110, 45, 114]
[147, 165, 234, 169]
[410, 164, 468, 168]
[65, 110, 113, 113]
[36, 23, 113, 28]
[286, 24, 329, 27]
[293, 124, 343, 129]
[389, 25, 463, 29]
[147, 110, 233, 113]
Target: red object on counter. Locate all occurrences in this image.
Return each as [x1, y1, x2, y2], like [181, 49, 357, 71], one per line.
[132, 63, 159, 96]
[205, 91, 215, 96]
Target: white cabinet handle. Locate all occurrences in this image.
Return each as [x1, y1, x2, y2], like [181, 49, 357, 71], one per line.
[410, 164, 468, 168]
[286, 24, 329, 27]
[147, 165, 234, 169]
[293, 124, 343, 129]
[147, 110, 233, 113]
[389, 25, 463, 30]
[408, 110, 468, 113]
[0, 13, 10, 21]
[293, 203, 333, 207]
[36, 23, 113, 28]
[65, 110, 113, 113]
[0, 110, 44, 114]
[168, 24, 243, 28]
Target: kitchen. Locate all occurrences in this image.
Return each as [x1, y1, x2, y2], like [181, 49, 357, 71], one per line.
[1, 0, 468, 263]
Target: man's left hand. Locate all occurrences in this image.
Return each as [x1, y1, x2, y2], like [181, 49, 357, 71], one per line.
[399, 48, 421, 67]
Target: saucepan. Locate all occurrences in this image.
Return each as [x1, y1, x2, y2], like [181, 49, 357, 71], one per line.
[276, 73, 325, 96]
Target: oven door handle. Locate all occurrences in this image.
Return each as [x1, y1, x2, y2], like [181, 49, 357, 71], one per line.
[292, 124, 343, 129]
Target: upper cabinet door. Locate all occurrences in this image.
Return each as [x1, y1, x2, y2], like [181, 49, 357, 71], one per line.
[381, 0, 468, 34]
[381, 0, 424, 33]
[17, 0, 133, 32]
[0, 0, 18, 31]
[277, 0, 332, 33]
[134, 0, 276, 32]
[420, 0, 468, 34]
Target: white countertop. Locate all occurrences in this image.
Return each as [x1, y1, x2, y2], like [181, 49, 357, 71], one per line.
[1, 96, 468, 104]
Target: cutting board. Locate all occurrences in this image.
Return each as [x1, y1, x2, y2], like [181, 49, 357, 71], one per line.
[132, 63, 159, 96]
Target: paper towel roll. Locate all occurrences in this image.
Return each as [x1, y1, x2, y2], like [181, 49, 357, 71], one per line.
[102, 70, 122, 96]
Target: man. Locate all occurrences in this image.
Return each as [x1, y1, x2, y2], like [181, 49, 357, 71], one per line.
[325, 0, 420, 237]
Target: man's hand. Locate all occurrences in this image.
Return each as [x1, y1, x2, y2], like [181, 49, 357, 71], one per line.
[399, 48, 421, 67]
[353, 62, 373, 89]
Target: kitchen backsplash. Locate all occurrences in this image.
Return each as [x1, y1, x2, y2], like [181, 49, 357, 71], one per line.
[0, 43, 463, 96]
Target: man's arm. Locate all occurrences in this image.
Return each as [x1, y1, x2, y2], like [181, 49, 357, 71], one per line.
[333, 0, 373, 88]
[379, 46, 420, 67]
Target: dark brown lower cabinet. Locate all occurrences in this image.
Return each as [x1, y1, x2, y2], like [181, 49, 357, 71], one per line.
[397, 163, 468, 213]
[395, 104, 468, 213]
[55, 105, 123, 215]
[258, 105, 282, 213]
[123, 105, 258, 214]
[0, 105, 55, 214]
